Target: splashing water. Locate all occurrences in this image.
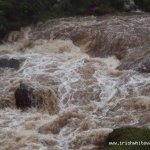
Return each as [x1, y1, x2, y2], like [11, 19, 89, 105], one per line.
[0, 14, 150, 150]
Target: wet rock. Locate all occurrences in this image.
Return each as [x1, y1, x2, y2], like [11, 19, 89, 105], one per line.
[0, 57, 25, 69]
[124, 0, 137, 11]
[119, 55, 150, 73]
[15, 83, 34, 109]
[15, 83, 59, 114]
[69, 29, 96, 52]
[135, 56, 150, 73]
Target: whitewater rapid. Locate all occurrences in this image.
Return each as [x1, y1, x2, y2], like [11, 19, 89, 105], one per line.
[0, 15, 150, 150]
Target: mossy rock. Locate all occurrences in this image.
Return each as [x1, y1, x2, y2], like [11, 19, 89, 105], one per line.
[104, 127, 150, 150]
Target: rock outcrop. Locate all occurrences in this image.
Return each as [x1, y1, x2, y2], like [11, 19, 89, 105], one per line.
[134, 56, 150, 73]
[15, 83, 59, 114]
[0, 56, 25, 69]
[118, 46, 150, 72]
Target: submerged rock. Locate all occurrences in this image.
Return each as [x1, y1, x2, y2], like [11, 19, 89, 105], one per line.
[118, 55, 150, 73]
[135, 56, 150, 73]
[15, 83, 59, 114]
[15, 83, 34, 109]
[0, 57, 25, 69]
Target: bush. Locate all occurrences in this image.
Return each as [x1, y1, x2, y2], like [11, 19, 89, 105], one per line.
[0, 0, 57, 39]
[105, 127, 150, 150]
[0, 0, 150, 41]
[110, 0, 125, 11]
[135, 0, 150, 11]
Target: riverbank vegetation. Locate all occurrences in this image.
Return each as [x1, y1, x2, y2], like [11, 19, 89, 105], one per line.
[0, 0, 149, 40]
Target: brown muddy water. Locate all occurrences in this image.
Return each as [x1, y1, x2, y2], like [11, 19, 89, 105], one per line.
[0, 14, 150, 150]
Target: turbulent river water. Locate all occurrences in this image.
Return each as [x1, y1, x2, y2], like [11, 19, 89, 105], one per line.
[0, 14, 150, 150]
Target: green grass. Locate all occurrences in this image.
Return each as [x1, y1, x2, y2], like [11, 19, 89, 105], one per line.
[104, 127, 150, 150]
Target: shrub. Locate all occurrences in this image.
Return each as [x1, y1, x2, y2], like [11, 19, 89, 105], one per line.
[0, 0, 57, 39]
[0, 0, 150, 41]
[135, 0, 150, 11]
[110, 0, 125, 11]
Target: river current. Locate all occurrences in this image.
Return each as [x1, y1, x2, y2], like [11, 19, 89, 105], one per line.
[0, 14, 150, 150]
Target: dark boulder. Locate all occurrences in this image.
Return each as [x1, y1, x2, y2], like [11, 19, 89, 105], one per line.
[0, 57, 25, 69]
[15, 83, 59, 114]
[135, 56, 150, 73]
[118, 56, 150, 73]
[15, 83, 35, 109]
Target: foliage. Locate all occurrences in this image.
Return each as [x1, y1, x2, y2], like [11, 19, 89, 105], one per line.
[110, 0, 125, 11]
[0, 0, 56, 39]
[135, 0, 150, 11]
[105, 127, 150, 150]
[0, 0, 149, 40]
